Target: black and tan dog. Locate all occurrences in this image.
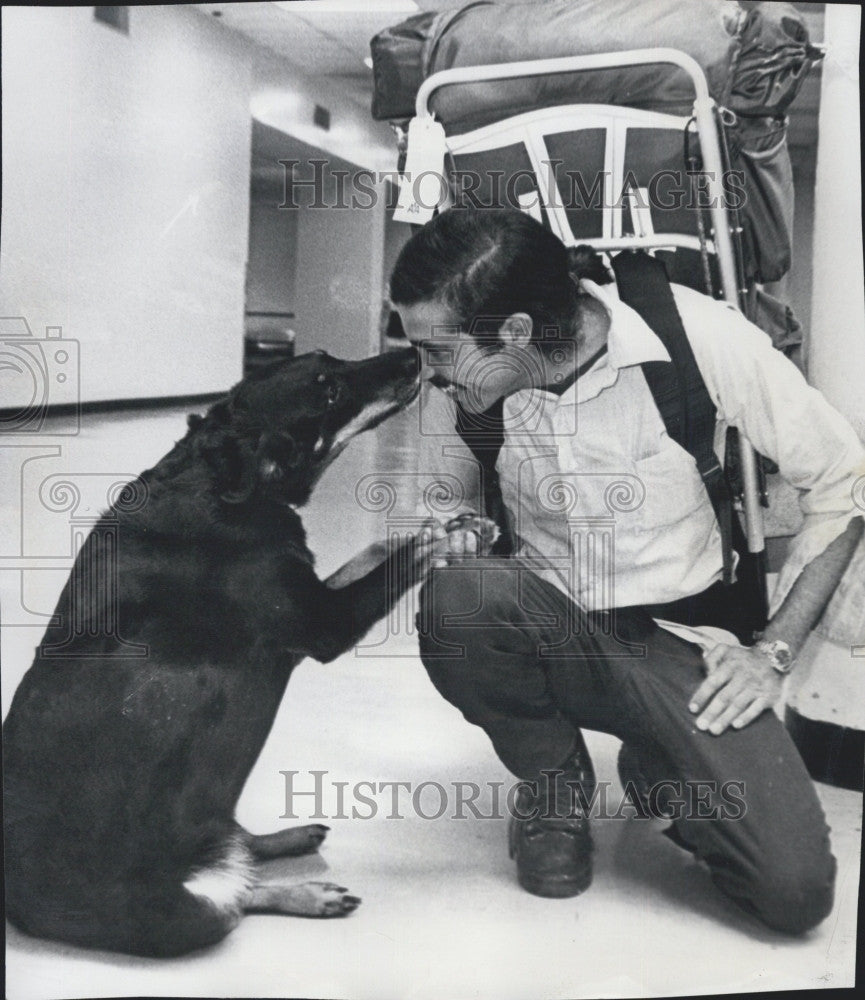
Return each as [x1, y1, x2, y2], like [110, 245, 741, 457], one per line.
[3, 348, 494, 957]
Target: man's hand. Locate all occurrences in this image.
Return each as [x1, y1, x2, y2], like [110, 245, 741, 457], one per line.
[688, 644, 785, 736]
[415, 513, 498, 570]
[326, 515, 497, 589]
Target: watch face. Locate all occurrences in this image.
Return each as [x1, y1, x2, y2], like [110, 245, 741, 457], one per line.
[775, 649, 793, 672]
[764, 640, 793, 673]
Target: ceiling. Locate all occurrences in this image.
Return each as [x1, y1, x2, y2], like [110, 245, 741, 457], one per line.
[191, 1, 824, 149]
[192, 0, 459, 111]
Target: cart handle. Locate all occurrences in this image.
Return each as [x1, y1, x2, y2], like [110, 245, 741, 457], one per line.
[416, 47, 712, 116]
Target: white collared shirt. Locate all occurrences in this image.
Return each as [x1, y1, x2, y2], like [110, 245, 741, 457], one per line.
[417, 279, 865, 622]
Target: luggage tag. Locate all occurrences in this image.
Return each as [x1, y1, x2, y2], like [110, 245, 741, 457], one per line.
[394, 115, 448, 225]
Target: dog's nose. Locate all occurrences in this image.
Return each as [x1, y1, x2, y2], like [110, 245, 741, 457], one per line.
[393, 345, 421, 376]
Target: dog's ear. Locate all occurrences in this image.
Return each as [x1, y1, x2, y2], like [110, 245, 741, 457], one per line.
[187, 396, 234, 438]
[208, 398, 235, 426]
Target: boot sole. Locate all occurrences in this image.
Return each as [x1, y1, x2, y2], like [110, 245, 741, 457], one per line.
[509, 820, 594, 898]
[517, 867, 593, 898]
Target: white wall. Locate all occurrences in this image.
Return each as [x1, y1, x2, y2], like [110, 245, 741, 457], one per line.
[808, 3, 865, 439]
[246, 200, 298, 317]
[292, 156, 387, 360]
[0, 6, 254, 404]
[248, 47, 396, 361]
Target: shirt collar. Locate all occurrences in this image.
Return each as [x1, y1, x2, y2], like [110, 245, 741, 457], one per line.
[580, 278, 672, 370]
[504, 273, 672, 413]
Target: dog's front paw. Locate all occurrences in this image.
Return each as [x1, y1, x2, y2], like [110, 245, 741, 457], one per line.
[414, 519, 450, 571]
[289, 881, 362, 918]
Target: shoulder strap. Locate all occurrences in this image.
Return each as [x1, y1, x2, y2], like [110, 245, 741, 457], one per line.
[610, 250, 735, 586]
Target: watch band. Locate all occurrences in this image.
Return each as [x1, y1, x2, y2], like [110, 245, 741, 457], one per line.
[755, 638, 795, 674]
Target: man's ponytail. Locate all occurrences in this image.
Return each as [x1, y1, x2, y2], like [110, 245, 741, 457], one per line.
[565, 244, 614, 286]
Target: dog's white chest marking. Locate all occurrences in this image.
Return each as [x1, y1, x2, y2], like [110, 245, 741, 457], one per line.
[183, 840, 253, 914]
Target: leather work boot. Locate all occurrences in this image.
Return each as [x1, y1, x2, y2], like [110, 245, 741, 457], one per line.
[508, 736, 596, 898]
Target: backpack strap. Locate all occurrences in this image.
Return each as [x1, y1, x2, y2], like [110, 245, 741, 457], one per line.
[610, 250, 735, 586]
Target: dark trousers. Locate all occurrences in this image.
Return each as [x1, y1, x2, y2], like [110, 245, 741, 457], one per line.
[418, 560, 836, 935]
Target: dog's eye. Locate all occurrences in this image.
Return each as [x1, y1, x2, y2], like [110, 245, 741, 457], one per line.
[315, 372, 340, 405]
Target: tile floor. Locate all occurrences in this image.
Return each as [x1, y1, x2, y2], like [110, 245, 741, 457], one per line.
[1, 401, 861, 999]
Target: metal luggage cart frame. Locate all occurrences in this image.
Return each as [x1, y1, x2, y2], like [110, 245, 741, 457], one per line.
[440, 103, 714, 253]
[410, 47, 765, 555]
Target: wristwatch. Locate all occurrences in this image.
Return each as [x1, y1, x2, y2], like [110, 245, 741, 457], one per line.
[755, 638, 795, 674]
